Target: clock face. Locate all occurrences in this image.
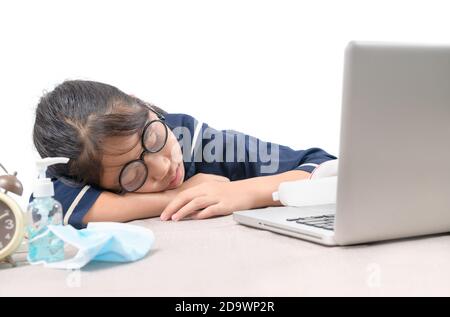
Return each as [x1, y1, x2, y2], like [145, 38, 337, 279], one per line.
[0, 200, 16, 252]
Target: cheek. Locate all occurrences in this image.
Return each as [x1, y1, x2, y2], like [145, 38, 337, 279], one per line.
[99, 171, 119, 191]
[166, 137, 183, 164]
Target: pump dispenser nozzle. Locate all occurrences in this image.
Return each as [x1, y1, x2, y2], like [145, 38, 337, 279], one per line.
[33, 157, 69, 198]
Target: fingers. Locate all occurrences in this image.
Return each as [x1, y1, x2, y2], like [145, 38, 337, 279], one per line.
[160, 189, 196, 220]
[171, 196, 217, 221]
[160, 177, 229, 221]
[161, 186, 214, 221]
[190, 204, 223, 220]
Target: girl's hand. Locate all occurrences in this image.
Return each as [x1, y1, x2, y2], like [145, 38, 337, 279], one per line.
[160, 180, 249, 221]
[176, 173, 230, 190]
[162, 173, 230, 204]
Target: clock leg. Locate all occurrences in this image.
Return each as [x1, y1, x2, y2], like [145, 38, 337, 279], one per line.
[5, 255, 17, 267]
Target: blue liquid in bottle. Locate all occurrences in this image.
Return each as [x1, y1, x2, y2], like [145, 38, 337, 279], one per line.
[27, 197, 64, 263]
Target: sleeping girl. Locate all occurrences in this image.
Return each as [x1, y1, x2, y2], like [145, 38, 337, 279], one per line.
[31, 80, 336, 229]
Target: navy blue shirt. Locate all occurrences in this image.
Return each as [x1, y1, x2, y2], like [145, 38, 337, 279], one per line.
[31, 113, 337, 229]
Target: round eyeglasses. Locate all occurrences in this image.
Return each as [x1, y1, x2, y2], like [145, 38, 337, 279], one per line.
[118, 113, 168, 193]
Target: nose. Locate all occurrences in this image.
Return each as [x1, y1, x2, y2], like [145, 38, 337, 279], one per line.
[144, 153, 171, 182]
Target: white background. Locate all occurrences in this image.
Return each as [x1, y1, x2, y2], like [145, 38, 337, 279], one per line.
[1, 0, 449, 208]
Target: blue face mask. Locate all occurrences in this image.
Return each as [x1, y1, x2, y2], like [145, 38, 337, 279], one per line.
[28, 222, 155, 270]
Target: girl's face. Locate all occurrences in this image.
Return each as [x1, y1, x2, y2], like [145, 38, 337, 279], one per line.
[99, 110, 185, 193]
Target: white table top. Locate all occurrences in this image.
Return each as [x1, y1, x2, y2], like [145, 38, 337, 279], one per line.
[1, 215, 450, 296]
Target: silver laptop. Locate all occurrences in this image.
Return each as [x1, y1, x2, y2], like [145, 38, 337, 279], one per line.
[233, 41, 450, 246]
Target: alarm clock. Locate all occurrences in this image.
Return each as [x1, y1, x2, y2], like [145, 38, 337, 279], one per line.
[0, 163, 25, 266]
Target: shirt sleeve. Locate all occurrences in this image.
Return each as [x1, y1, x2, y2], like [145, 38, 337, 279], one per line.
[189, 120, 337, 180]
[293, 147, 338, 174]
[29, 178, 103, 229]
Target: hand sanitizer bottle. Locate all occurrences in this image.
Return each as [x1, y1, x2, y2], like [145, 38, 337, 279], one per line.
[27, 157, 69, 264]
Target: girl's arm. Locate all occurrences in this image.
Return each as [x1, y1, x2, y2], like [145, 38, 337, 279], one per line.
[82, 190, 175, 224]
[233, 170, 311, 209]
[82, 173, 230, 224]
[161, 170, 312, 221]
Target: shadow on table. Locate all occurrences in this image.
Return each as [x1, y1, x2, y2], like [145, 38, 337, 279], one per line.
[340, 232, 450, 250]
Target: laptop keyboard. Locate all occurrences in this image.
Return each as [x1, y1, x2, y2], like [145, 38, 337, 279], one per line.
[286, 214, 335, 231]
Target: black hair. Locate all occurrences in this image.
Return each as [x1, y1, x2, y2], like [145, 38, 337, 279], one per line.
[33, 80, 166, 187]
